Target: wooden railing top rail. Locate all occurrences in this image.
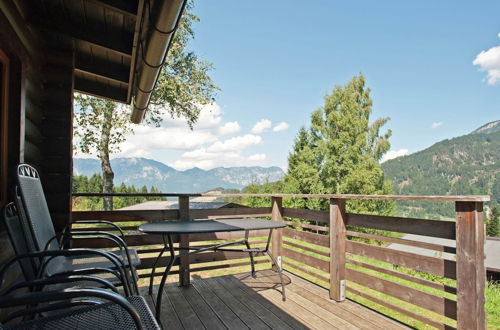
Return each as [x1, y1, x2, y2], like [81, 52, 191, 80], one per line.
[72, 192, 490, 202]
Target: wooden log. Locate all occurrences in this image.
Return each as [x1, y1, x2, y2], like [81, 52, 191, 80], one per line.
[282, 227, 329, 247]
[346, 287, 453, 329]
[346, 268, 457, 320]
[330, 198, 347, 301]
[178, 196, 190, 286]
[346, 240, 457, 279]
[347, 213, 456, 239]
[271, 197, 283, 271]
[346, 230, 456, 253]
[346, 258, 457, 294]
[282, 208, 329, 223]
[455, 202, 486, 330]
[282, 247, 329, 273]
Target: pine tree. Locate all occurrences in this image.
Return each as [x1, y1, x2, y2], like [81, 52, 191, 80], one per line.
[286, 74, 394, 215]
[487, 206, 499, 237]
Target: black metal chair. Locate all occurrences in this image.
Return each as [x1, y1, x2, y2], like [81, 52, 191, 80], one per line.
[0, 281, 159, 330]
[0, 204, 159, 329]
[14, 164, 140, 294]
[2, 202, 133, 295]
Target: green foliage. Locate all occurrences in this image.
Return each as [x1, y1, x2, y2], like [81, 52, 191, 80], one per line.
[383, 131, 500, 218]
[487, 206, 499, 237]
[147, 0, 219, 127]
[284, 74, 395, 215]
[72, 175, 163, 211]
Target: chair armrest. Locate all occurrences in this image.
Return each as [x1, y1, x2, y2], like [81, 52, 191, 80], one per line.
[70, 220, 126, 241]
[0, 288, 143, 329]
[0, 249, 132, 296]
[2, 274, 119, 296]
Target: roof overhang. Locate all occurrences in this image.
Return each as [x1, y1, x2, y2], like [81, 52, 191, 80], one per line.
[17, 0, 184, 117]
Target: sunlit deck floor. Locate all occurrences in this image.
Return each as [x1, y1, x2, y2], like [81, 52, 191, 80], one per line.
[141, 270, 409, 330]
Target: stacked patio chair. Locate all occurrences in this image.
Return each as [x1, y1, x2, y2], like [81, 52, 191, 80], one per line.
[0, 261, 159, 329]
[13, 164, 140, 295]
[0, 203, 159, 329]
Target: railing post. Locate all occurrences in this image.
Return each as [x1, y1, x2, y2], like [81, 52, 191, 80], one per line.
[329, 198, 346, 301]
[179, 196, 190, 286]
[455, 201, 486, 330]
[271, 196, 283, 271]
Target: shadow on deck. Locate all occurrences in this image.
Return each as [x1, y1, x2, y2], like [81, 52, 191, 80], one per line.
[141, 270, 409, 330]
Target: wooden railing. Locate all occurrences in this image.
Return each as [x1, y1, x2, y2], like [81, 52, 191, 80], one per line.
[71, 193, 490, 330]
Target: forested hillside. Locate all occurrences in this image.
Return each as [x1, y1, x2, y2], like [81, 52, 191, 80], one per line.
[382, 123, 499, 219]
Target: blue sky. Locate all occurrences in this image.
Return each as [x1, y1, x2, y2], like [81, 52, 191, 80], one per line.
[110, 0, 500, 170]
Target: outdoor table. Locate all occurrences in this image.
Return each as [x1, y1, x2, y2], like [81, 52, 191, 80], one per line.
[139, 218, 287, 318]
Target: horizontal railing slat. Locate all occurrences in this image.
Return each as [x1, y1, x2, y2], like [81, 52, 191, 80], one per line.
[283, 220, 330, 232]
[72, 210, 179, 222]
[347, 213, 456, 239]
[190, 207, 272, 219]
[346, 268, 457, 320]
[282, 247, 329, 273]
[283, 227, 329, 247]
[346, 240, 457, 279]
[283, 261, 330, 283]
[346, 258, 457, 294]
[283, 208, 329, 223]
[346, 231, 456, 254]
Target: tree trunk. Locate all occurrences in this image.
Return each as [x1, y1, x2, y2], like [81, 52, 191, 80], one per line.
[100, 121, 114, 210]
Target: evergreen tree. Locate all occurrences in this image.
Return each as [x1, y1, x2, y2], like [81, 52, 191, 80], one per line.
[487, 206, 499, 237]
[287, 74, 394, 215]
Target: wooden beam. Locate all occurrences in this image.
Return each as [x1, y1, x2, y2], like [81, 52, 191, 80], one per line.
[75, 56, 130, 84]
[329, 198, 346, 301]
[74, 76, 128, 103]
[27, 20, 133, 57]
[178, 196, 190, 286]
[455, 201, 486, 330]
[84, 0, 139, 19]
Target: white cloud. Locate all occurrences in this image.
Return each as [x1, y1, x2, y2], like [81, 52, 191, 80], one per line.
[431, 122, 443, 129]
[273, 122, 289, 132]
[381, 149, 410, 163]
[207, 134, 262, 153]
[473, 33, 500, 85]
[248, 153, 266, 161]
[251, 119, 272, 134]
[114, 103, 245, 159]
[218, 121, 241, 135]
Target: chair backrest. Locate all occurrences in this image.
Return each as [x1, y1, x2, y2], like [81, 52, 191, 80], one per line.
[2, 203, 38, 281]
[15, 164, 59, 252]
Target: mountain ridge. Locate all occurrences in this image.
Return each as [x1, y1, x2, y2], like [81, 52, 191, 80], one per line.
[382, 120, 499, 218]
[73, 157, 284, 193]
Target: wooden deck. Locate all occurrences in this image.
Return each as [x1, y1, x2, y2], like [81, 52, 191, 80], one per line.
[142, 270, 409, 330]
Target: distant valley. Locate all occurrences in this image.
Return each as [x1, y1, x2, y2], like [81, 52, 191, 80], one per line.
[73, 157, 284, 193]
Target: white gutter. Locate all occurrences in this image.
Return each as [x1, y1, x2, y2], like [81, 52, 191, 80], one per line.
[130, 0, 186, 123]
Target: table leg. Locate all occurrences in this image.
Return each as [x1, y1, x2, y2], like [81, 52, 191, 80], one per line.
[156, 234, 176, 319]
[265, 250, 286, 301]
[244, 230, 256, 278]
[149, 235, 168, 295]
[264, 229, 285, 301]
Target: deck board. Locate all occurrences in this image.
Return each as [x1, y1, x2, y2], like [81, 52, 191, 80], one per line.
[142, 270, 409, 330]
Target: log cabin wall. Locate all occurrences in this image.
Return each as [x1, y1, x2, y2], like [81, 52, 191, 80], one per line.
[0, 0, 74, 284]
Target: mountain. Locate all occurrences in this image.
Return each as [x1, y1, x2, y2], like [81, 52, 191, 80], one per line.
[471, 120, 500, 135]
[73, 157, 284, 193]
[382, 121, 500, 219]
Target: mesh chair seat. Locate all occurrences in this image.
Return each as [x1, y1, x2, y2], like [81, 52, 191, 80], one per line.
[0, 296, 160, 330]
[45, 250, 141, 286]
